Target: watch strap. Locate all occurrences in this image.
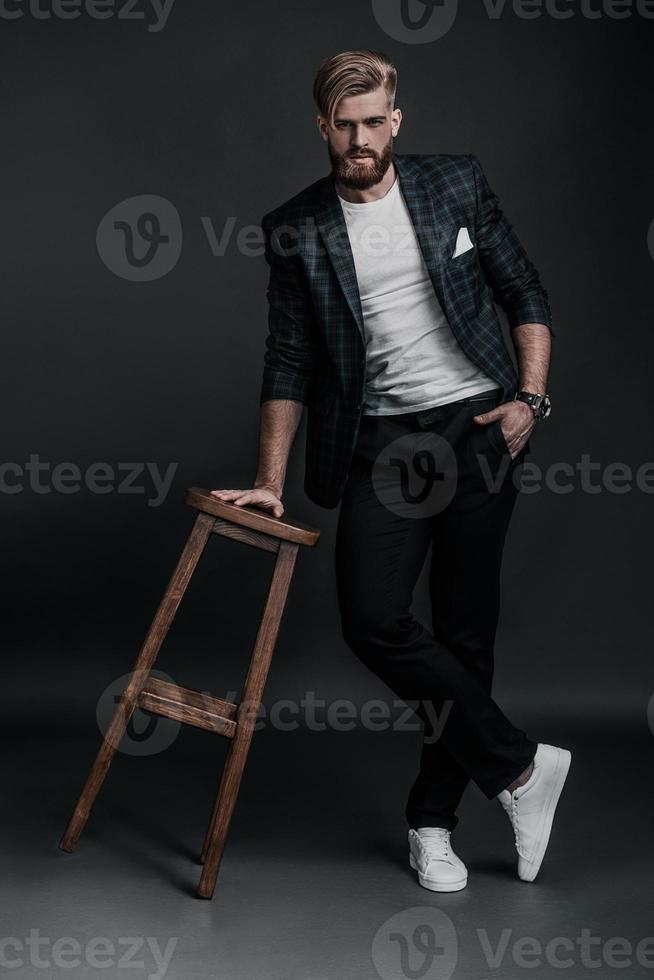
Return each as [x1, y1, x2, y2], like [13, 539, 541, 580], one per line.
[515, 390, 551, 420]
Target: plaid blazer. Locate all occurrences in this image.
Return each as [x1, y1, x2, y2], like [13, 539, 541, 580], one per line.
[259, 153, 553, 510]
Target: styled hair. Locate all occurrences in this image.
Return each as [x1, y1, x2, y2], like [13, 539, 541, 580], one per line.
[313, 49, 398, 127]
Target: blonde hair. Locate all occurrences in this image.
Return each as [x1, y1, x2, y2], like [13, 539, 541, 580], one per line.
[313, 49, 398, 127]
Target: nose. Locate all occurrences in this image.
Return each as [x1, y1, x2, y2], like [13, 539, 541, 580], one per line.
[350, 126, 369, 149]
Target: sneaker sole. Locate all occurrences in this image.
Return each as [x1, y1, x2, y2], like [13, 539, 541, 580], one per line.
[519, 747, 572, 882]
[409, 852, 468, 892]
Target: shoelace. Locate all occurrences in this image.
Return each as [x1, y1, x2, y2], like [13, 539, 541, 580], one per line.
[416, 827, 451, 859]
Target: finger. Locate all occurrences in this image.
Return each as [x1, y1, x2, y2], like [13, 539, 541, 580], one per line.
[248, 499, 282, 516]
[257, 498, 283, 517]
[213, 491, 249, 504]
[473, 409, 501, 424]
[509, 438, 528, 458]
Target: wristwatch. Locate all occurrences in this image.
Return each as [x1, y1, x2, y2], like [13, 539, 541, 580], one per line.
[514, 390, 552, 421]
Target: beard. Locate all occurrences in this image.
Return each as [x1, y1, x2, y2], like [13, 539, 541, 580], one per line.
[328, 137, 394, 190]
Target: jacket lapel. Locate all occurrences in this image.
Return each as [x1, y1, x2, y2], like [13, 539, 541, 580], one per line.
[312, 153, 448, 343]
[394, 154, 447, 311]
[313, 178, 366, 342]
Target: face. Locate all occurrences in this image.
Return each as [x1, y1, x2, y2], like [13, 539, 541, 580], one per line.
[317, 85, 402, 190]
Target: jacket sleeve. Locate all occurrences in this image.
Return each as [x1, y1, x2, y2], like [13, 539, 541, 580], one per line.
[469, 155, 555, 337]
[258, 212, 319, 406]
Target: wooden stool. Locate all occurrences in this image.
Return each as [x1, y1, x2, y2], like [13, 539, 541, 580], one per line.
[59, 486, 320, 899]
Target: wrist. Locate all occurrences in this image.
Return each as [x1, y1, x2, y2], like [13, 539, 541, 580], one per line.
[254, 479, 283, 497]
[514, 390, 552, 421]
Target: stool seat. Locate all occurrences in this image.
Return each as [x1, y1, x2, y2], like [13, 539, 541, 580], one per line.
[185, 487, 320, 546]
[59, 486, 321, 899]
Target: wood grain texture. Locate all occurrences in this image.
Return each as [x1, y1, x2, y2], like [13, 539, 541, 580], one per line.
[137, 677, 237, 738]
[212, 517, 279, 554]
[186, 487, 320, 547]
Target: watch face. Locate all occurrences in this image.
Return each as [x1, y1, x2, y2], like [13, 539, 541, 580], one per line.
[517, 391, 551, 418]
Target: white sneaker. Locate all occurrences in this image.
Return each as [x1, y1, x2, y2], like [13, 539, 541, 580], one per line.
[408, 827, 468, 892]
[498, 743, 571, 882]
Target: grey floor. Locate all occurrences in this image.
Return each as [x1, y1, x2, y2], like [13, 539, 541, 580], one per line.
[4, 721, 652, 980]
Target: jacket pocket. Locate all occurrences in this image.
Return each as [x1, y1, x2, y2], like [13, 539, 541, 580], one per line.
[448, 245, 477, 267]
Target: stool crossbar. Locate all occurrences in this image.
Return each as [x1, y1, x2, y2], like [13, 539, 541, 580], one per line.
[58, 486, 320, 899]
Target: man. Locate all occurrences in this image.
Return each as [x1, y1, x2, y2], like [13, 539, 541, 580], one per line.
[211, 49, 571, 892]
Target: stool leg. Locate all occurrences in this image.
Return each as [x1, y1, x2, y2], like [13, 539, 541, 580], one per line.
[59, 511, 215, 853]
[198, 540, 299, 899]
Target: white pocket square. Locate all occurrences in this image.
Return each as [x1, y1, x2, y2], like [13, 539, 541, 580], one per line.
[452, 226, 474, 258]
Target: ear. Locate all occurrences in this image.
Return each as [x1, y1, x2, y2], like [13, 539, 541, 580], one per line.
[391, 106, 402, 137]
[316, 114, 329, 142]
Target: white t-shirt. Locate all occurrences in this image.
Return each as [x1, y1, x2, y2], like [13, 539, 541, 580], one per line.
[337, 175, 497, 415]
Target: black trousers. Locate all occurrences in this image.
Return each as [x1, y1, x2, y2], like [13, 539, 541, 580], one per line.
[334, 387, 538, 831]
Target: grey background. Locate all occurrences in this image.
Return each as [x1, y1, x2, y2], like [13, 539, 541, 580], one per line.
[4, 0, 652, 720]
[2, 3, 653, 978]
